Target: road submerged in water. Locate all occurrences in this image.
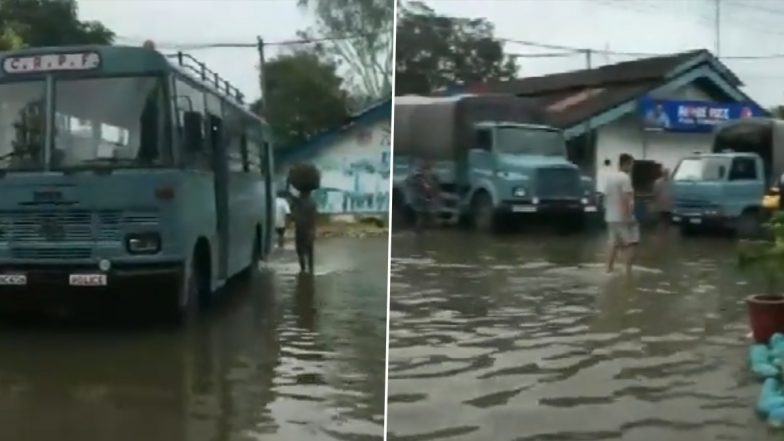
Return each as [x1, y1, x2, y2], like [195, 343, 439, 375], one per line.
[387, 228, 774, 441]
[0, 237, 387, 441]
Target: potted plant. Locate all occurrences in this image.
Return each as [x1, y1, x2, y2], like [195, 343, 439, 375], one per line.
[739, 211, 784, 343]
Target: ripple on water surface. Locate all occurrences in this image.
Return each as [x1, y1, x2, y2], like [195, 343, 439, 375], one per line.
[387, 231, 768, 441]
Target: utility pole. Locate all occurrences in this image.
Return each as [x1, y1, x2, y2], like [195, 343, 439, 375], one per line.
[256, 36, 268, 116]
[715, 0, 721, 57]
[583, 48, 593, 178]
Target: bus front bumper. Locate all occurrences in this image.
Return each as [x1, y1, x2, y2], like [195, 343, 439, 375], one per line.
[0, 261, 183, 293]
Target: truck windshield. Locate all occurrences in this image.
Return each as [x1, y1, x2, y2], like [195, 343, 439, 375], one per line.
[495, 127, 565, 156]
[53, 76, 167, 170]
[673, 157, 729, 181]
[0, 81, 46, 171]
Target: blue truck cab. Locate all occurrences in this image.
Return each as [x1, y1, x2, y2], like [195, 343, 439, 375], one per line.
[671, 152, 766, 234]
[392, 95, 598, 232]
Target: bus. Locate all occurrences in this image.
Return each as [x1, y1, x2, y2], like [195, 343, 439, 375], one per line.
[0, 45, 275, 318]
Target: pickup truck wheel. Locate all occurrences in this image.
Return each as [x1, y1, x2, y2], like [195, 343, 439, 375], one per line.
[471, 192, 496, 232]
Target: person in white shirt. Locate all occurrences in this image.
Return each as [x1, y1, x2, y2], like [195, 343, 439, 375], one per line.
[596, 158, 612, 205]
[275, 191, 291, 248]
[604, 153, 638, 275]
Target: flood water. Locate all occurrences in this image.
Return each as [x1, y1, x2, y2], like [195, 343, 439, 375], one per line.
[387, 228, 775, 440]
[0, 237, 387, 441]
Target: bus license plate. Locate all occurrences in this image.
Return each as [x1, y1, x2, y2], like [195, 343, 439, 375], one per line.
[69, 274, 107, 287]
[512, 205, 537, 213]
[584, 205, 597, 213]
[689, 218, 702, 225]
[0, 274, 26, 286]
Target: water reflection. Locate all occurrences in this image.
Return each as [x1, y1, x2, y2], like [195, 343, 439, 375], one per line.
[0, 237, 387, 441]
[388, 230, 770, 441]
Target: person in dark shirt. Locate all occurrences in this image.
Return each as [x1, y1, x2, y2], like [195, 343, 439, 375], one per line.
[406, 160, 440, 233]
[292, 190, 318, 273]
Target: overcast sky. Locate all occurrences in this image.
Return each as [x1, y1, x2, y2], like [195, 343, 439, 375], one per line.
[77, 0, 314, 104]
[419, 0, 784, 107]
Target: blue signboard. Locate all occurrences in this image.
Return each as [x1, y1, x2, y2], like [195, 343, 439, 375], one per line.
[638, 97, 765, 133]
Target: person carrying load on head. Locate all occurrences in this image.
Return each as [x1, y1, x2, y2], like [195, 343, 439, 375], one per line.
[406, 159, 440, 233]
[288, 163, 320, 274]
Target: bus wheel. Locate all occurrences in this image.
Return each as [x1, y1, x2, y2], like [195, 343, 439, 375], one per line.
[241, 228, 262, 279]
[471, 192, 496, 232]
[174, 245, 211, 321]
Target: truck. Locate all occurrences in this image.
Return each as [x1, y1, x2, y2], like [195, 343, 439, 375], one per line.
[671, 117, 784, 237]
[392, 94, 598, 232]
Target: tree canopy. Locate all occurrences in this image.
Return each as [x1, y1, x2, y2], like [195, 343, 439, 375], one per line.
[395, 1, 518, 96]
[297, 0, 393, 106]
[0, 0, 114, 50]
[251, 50, 349, 149]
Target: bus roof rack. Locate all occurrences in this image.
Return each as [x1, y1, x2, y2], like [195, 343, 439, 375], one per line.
[166, 52, 245, 105]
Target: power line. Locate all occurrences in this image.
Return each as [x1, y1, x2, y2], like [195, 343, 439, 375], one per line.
[116, 32, 390, 51]
[500, 37, 784, 60]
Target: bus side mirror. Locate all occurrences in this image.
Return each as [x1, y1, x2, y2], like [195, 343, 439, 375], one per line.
[183, 111, 204, 151]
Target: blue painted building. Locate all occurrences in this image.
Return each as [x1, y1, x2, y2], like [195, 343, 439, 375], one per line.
[452, 50, 767, 193]
[276, 98, 391, 215]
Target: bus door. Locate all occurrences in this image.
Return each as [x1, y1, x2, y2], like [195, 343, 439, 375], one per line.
[262, 141, 274, 256]
[209, 115, 229, 281]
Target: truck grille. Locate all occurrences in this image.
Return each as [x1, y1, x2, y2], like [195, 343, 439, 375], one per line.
[675, 199, 711, 210]
[536, 168, 581, 199]
[0, 209, 160, 259]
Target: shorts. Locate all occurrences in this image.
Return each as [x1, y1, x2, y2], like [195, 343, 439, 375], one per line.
[607, 222, 640, 246]
[658, 211, 671, 222]
[276, 227, 285, 236]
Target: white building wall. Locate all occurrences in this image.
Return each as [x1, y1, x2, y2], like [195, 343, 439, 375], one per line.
[592, 83, 719, 192]
[279, 118, 391, 214]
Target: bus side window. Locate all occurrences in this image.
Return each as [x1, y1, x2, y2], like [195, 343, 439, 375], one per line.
[174, 79, 209, 169]
[224, 107, 244, 173]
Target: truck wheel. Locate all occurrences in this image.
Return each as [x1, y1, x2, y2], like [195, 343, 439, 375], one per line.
[471, 192, 496, 232]
[737, 210, 763, 240]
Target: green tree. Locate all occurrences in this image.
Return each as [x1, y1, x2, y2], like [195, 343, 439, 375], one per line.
[0, 27, 24, 51]
[252, 50, 349, 149]
[770, 106, 784, 119]
[0, 0, 114, 48]
[297, 0, 393, 103]
[395, 1, 518, 96]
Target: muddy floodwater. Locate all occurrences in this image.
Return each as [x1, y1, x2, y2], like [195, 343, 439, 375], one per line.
[0, 237, 387, 441]
[387, 229, 774, 441]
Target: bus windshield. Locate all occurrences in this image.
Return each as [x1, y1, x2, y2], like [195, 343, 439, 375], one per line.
[495, 127, 565, 157]
[0, 81, 47, 171]
[673, 157, 729, 181]
[53, 76, 167, 170]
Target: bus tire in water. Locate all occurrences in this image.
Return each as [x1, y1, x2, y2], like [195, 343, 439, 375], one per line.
[173, 241, 212, 321]
[471, 191, 496, 232]
[240, 227, 262, 279]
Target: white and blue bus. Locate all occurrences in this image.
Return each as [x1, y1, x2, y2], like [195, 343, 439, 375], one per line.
[0, 45, 275, 318]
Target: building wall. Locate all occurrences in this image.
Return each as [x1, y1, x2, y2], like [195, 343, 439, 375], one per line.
[593, 83, 718, 192]
[279, 118, 391, 215]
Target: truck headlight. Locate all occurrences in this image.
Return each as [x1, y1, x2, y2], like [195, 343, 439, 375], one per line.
[514, 187, 527, 197]
[497, 171, 528, 180]
[126, 232, 161, 254]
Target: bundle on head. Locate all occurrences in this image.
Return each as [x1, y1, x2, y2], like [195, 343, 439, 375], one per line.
[288, 163, 320, 193]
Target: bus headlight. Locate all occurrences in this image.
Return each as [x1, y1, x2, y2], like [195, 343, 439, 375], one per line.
[126, 233, 161, 254]
[514, 187, 527, 197]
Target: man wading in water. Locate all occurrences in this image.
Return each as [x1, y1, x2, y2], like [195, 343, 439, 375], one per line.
[604, 153, 638, 275]
[291, 189, 318, 274]
[407, 160, 440, 233]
